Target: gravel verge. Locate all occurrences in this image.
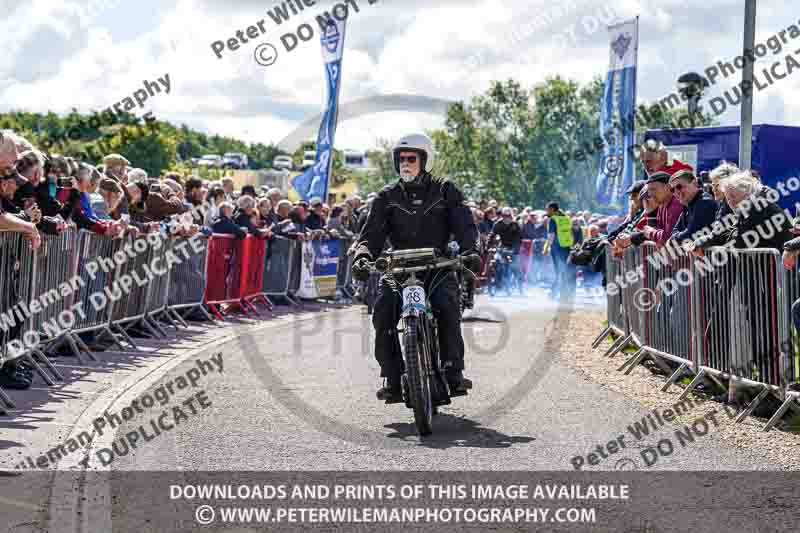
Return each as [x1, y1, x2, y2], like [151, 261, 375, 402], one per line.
[558, 309, 800, 470]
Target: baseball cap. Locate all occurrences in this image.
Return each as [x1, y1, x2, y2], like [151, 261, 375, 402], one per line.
[668, 161, 695, 183]
[625, 180, 647, 196]
[103, 153, 130, 166]
[310, 196, 323, 207]
[645, 171, 672, 185]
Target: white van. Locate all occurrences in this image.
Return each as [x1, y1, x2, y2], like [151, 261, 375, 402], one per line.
[301, 150, 316, 169]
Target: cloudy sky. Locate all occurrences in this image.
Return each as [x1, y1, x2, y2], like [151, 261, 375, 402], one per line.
[0, 0, 797, 152]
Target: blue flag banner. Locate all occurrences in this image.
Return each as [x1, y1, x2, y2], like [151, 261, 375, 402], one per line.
[292, 17, 347, 202]
[596, 17, 638, 207]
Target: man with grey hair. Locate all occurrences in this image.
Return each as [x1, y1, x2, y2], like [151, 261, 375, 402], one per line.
[0, 133, 42, 240]
[708, 161, 739, 220]
[640, 139, 669, 176]
[221, 177, 235, 201]
[127, 168, 147, 182]
[234, 194, 271, 238]
[266, 187, 282, 206]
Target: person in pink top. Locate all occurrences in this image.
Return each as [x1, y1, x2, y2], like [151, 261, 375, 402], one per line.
[639, 166, 687, 247]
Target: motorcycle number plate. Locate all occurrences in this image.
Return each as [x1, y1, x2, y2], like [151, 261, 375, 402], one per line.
[402, 286, 426, 313]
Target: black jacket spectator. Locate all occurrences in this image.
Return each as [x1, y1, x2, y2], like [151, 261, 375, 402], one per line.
[671, 190, 718, 245]
[492, 218, 522, 250]
[305, 211, 325, 231]
[211, 214, 247, 239]
[233, 209, 271, 238]
[33, 180, 71, 219]
[697, 187, 791, 251]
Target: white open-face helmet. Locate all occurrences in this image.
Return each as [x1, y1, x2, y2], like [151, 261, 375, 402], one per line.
[392, 133, 435, 175]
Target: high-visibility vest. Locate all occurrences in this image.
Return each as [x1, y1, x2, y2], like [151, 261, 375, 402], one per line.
[551, 214, 574, 248]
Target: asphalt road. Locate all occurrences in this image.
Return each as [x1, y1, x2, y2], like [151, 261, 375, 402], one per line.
[2, 291, 788, 533]
[102, 292, 777, 472]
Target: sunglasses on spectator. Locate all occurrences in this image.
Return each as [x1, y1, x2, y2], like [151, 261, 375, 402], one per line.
[398, 155, 417, 164]
[670, 183, 686, 192]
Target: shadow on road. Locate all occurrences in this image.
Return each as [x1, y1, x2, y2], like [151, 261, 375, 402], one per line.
[461, 315, 504, 324]
[384, 414, 535, 449]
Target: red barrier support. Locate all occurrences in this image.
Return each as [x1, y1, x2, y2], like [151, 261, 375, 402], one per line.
[204, 234, 246, 319]
[237, 236, 273, 314]
[519, 239, 534, 285]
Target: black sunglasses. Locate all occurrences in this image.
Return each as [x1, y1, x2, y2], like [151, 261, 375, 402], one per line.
[670, 183, 686, 193]
[398, 155, 418, 164]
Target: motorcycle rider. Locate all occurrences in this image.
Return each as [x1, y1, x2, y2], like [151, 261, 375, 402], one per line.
[351, 133, 481, 403]
[490, 207, 522, 289]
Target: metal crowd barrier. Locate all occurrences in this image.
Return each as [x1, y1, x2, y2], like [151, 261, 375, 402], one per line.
[143, 236, 184, 334]
[0, 232, 34, 411]
[335, 237, 356, 300]
[69, 230, 126, 352]
[168, 235, 213, 322]
[592, 244, 631, 355]
[108, 232, 163, 341]
[0, 224, 360, 413]
[262, 236, 300, 306]
[596, 240, 800, 430]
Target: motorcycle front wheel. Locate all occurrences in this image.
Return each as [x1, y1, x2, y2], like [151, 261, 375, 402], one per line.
[402, 315, 433, 436]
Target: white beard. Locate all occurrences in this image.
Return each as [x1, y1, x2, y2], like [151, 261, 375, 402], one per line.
[400, 169, 418, 182]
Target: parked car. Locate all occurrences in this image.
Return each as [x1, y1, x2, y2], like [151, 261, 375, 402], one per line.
[222, 152, 248, 169]
[198, 154, 223, 168]
[272, 155, 293, 171]
[301, 150, 316, 170]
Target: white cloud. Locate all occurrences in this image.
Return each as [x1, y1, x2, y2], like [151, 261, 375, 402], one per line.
[0, 0, 798, 151]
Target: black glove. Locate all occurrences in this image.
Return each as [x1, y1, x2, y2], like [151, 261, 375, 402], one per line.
[352, 257, 372, 282]
[462, 253, 481, 274]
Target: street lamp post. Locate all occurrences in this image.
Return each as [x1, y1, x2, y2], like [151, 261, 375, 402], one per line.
[739, 0, 757, 170]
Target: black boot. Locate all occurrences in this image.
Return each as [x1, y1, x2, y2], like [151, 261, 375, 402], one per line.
[446, 369, 472, 395]
[376, 377, 403, 404]
[0, 363, 32, 390]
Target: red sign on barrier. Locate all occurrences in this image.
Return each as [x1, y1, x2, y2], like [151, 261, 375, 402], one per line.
[204, 234, 272, 319]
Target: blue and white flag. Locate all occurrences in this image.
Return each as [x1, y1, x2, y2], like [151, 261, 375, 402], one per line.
[596, 17, 638, 207]
[291, 17, 347, 202]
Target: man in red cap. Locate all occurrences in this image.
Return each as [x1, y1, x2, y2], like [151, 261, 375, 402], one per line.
[637, 166, 685, 247]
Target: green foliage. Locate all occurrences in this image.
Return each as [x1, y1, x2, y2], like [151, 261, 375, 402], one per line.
[356, 139, 399, 195]
[430, 76, 714, 210]
[0, 110, 288, 177]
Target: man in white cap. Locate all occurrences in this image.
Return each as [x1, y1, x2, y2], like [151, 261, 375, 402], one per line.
[351, 133, 480, 402]
[306, 196, 326, 230]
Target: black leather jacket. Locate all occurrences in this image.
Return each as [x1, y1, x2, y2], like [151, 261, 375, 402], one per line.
[354, 172, 478, 261]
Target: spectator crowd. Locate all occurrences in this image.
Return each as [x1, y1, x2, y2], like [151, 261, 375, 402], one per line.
[0, 129, 373, 390]
[3, 128, 797, 400]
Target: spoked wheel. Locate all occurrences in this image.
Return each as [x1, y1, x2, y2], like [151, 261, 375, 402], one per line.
[402, 316, 433, 436]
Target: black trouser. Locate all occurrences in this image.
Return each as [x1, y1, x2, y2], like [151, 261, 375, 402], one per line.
[372, 270, 464, 382]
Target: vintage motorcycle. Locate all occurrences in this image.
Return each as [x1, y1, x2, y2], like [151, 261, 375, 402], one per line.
[370, 248, 473, 436]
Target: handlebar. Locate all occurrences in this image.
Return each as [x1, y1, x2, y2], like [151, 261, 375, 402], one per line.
[369, 254, 475, 279]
